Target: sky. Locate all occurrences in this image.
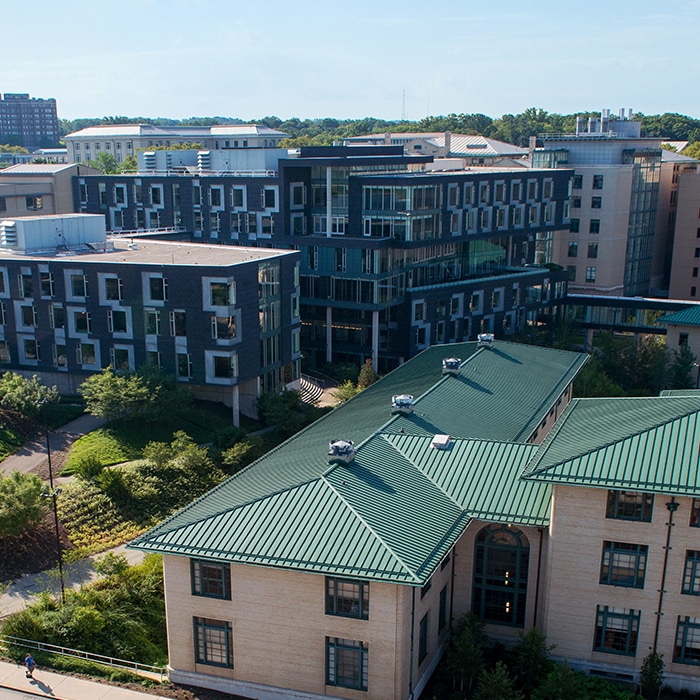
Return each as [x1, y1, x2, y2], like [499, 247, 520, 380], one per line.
[4, 0, 700, 123]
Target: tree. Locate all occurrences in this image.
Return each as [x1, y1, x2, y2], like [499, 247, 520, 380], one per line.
[474, 661, 523, 700]
[79, 367, 149, 422]
[331, 379, 362, 405]
[0, 471, 46, 539]
[639, 651, 664, 699]
[221, 436, 265, 473]
[682, 141, 700, 159]
[120, 154, 138, 172]
[357, 359, 379, 389]
[0, 372, 58, 419]
[511, 627, 556, 695]
[88, 151, 119, 174]
[670, 344, 696, 390]
[532, 660, 586, 700]
[445, 612, 487, 694]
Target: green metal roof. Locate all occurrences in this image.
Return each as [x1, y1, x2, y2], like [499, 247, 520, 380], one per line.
[522, 396, 700, 496]
[129, 341, 585, 584]
[658, 305, 700, 327]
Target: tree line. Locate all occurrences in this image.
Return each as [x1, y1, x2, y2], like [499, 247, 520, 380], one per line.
[58, 109, 700, 149]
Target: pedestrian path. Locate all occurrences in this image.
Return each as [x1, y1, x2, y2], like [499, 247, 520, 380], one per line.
[0, 658, 170, 700]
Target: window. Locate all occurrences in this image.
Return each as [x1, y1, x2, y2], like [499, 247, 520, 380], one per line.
[150, 186, 162, 205]
[74, 311, 92, 334]
[21, 305, 37, 327]
[212, 315, 236, 340]
[108, 309, 128, 334]
[0, 340, 9, 363]
[177, 352, 192, 379]
[326, 577, 369, 619]
[691, 499, 700, 527]
[591, 196, 602, 209]
[25, 196, 43, 211]
[77, 341, 97, 365]
[594, 606, 640, 656]
[209, 186, 222, 208]
[585, 266, 596, 283]
[473, 524, 529, 626]
[593, 174, 604, 189]
[419, 612, 429, 663]
[170, 311, 186, 337]
[675, 617, 700, 665]
[40, 272, 54, 297]
[567, 265, 576, 282]
[148, 276, 168, 302]
[23, 339, 39, 361]
[588, 243, 598, 259]
[421, 579, 432, 599]
[19, 272, 33, 299]
[570, 218, 580, 233]
[683, 551, 700, 595]
[114, 185, 126, 204]
[247, 213, 257, 235]
[262, 187, 277, 209]
[568, 242, 578, 258]
[590, 219, 601, 234]
[53, 344, 67, 368]
[49, 304, 64, 329]
[571, 196, 581, 209]
[105, 277, 122, 301]
[71, 274, 87, 298]
[326, 638, 368, 691]
[606, 491, 653, 522]
[191, 559, 231, 599]
[231, 187, 245, 209]
[110, 348, 130, 371]
[145, 309, 160, 335]
[572, 174, 583, 189]
[439, 584, 448, 631]
[600, 542, 647, 588]
[210, 282, 234, 306]
[213, 354, 235, 378]
[194, 617, 233, 668]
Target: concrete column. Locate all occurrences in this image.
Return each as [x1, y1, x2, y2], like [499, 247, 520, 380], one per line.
[372, 310, 379, 371]
[231, 385, 240, 428]
[585, 327, 594, 351]
[326, 306, 333, 363]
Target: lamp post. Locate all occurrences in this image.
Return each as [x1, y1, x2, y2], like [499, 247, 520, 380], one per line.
[39, 399, 65, 604]
[694, 363, 700, 390]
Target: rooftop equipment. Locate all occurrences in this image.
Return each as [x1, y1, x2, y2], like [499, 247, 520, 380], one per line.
[391, 394, 414, 415]
[478, 333, 495, 347]
[431, 434, 451, 450]
[442, 357, 461, 375]
[328, 439, 355, 464]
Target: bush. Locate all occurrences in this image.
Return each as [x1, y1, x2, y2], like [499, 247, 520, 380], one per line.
[73, 455, 104, 483]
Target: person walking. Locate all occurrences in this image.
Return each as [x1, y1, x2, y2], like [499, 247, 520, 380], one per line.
[24, 653, 36, 679]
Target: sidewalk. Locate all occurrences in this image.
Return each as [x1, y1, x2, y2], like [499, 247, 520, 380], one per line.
[0, 657, 169, 700]
[0, 413, 106, 475]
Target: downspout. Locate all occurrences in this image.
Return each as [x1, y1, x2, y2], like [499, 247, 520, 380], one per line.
[653, 497, 678, 653]
[408, 586, 416, 699]
[533, 527, 544, 627]
[449, 550, 456, 630]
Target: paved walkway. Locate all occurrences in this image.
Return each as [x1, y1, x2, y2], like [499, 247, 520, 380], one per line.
[0, 657, 169, 700]
[0, 414, 106, 476]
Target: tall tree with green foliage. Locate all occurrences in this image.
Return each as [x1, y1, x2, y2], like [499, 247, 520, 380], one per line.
[511, 627, 556, 695]
[445, 613, 487, 695]
[0, 372, 58, 419]
[474, 661, 523, 700]
[639, 651, 664, 699]
[357, 359, 379, 388]
[87, 151, 120, 174]
[0, 471, 46, 539]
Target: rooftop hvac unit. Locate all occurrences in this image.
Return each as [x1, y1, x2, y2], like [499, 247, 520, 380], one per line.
[442, 357, 461, 375]
[142, 151, 156, 170]
[478, 333, 495, 347]
[328, 439, 355, 465]
[431, 434, 451, 450]
[0, 221, 17, 247]
[391, 394, 414, 415]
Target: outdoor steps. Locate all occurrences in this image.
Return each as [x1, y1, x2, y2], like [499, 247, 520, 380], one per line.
[299, 377, 324, 405]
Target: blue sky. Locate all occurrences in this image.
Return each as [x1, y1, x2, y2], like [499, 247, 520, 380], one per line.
[4, 0, 699, 121]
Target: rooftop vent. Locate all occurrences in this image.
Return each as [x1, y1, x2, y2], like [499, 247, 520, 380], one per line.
[478, 333, 495, 347]
[431, 434, 451, 450]
[328, 439, 355, 465]
[442, 357, 461, 375]
[391, 394, 414, 415]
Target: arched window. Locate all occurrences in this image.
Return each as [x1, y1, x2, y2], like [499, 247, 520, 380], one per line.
[472, 524, 529, 626]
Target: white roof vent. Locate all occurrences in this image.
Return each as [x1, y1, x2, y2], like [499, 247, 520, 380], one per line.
[478, 333, 495, 347]
[431, 434, 451, 450]
[391, 394, 414, 414]
[442, 357, 461, 375]
[328, 439, 355, 464]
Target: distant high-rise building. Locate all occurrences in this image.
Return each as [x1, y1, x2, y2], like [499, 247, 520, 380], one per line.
[0, 93, 59, 150]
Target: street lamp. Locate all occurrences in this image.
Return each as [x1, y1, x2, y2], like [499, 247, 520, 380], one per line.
[39, 398, 65, 604]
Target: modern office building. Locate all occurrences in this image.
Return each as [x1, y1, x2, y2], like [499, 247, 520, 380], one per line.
[0, 163, 99, 217]
[530, 110, 670, 297]
[77, 144, 573, 372]
[668, 169, 700, 301]
[64, 124, 289, 164]
[0, 214, 301, 423]
[130, 340, 700, 698]
[0, 93, 59, 151]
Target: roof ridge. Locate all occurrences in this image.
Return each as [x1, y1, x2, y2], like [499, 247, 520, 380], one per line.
[321, 468, 422, 583]
[523, 401, 700, 480]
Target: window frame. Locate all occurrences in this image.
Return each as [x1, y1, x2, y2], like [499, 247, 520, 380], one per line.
[683, 550, 700, 596]
[675, 616, 700, 665]
[193, 617, 233, 668]
[599, 541, 648, 589]
[326, 637, 368, 691]
[191, 559, 232, 600]
[606, 491, 654, 522]
[594, 606, 640, 656]
[325, 577, 369, 620]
